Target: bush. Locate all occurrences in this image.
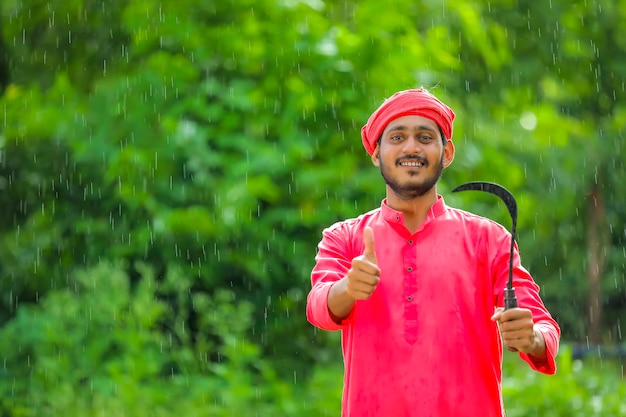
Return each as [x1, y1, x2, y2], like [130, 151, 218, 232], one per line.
[502, 346, 626, 416]
[0, 262, 317, 416]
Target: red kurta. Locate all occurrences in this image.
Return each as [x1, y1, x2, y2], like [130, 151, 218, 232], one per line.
[307, 196, 560, 417]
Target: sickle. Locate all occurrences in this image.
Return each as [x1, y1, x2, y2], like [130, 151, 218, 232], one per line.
[452, 181, 518, 310]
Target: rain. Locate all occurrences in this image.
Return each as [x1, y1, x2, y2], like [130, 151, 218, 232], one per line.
[0, 0, 625, 416]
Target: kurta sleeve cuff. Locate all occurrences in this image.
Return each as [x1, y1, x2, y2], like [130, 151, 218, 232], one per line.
[306, 281, 354, 331]
[519, 322, 560, 375]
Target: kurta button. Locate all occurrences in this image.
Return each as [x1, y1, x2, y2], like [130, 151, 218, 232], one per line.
[396, 216, 401, 221]
[407, 266, 413, 272]
[408, 239, 413, 245]
[407, 296, 413, 302]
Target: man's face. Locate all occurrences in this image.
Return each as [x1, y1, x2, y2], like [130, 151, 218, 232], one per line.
[372, 115, 454, 200]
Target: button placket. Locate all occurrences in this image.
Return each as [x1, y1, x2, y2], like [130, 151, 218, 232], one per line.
[402, 236, 418, 344]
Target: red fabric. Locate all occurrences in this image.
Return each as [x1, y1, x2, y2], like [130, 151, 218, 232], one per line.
[306, 196, 560, 417]
[361, 89, 456, 155]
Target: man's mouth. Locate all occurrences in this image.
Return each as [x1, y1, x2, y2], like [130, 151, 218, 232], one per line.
[398, 159, 426, 167]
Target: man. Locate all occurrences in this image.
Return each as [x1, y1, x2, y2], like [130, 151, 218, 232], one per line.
[306, 88, 560, 416]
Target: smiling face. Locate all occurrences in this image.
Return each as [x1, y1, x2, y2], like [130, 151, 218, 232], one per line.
[372, 115, 455, 200]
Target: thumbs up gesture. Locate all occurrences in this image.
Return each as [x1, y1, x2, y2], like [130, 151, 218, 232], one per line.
[346, 226, 381, 300]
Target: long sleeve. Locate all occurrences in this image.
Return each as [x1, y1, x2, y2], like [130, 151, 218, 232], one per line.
[306, 222, 356, 331]
[491, 234, 561, 374]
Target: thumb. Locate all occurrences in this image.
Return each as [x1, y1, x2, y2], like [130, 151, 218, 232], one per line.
[362, 226, 377, 265]
[491, 307, 504, 322]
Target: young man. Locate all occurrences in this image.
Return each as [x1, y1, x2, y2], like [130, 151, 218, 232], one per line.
[306, 89, 560, 417]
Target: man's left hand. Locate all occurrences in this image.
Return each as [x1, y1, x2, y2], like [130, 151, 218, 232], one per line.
[491, 307, 547, 360]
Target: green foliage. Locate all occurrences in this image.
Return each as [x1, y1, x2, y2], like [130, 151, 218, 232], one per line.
[502, 347, 626, 416]
[0, 262, 317, 416]
[1, 0, 626, 414]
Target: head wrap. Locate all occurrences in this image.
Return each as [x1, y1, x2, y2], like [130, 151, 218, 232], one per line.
[361, 88, 456, 156]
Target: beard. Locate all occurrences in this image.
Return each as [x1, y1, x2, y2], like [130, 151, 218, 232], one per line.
[379, 153, 444, 200]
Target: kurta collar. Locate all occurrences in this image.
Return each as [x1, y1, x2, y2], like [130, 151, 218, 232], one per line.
[380, 195, 447, 227]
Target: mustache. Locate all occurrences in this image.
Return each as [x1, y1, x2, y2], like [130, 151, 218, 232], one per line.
[396, 156, 428, 166]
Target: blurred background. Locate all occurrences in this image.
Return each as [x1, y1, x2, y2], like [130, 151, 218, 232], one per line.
[0, 0, 624, 415]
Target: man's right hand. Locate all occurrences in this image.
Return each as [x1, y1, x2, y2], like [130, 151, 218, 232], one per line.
[328, 226, 381, 322]
[345, 226, 381, 300]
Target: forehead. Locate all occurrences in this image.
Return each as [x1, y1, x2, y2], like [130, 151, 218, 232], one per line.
[383, 115, 439, 134]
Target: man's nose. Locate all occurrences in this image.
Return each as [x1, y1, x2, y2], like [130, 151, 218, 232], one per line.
[402, 136, 423, 154]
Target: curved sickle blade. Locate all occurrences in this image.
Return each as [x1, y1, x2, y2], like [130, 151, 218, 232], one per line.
[452, 181, 518, 310]
[452, 182, 517, 226]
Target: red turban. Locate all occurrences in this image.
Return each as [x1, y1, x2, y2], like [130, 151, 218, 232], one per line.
[361, 89, 456, 156]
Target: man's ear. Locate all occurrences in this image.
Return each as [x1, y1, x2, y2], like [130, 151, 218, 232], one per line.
[443, 139, 455, 168]
[371, 142, 380, 167]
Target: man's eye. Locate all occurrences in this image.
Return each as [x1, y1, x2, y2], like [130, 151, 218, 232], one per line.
[419, 135, 434, 142]
[390, 135, 403, 141]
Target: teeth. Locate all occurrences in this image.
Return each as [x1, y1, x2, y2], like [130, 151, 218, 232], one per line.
[400, 161, 423, 167]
